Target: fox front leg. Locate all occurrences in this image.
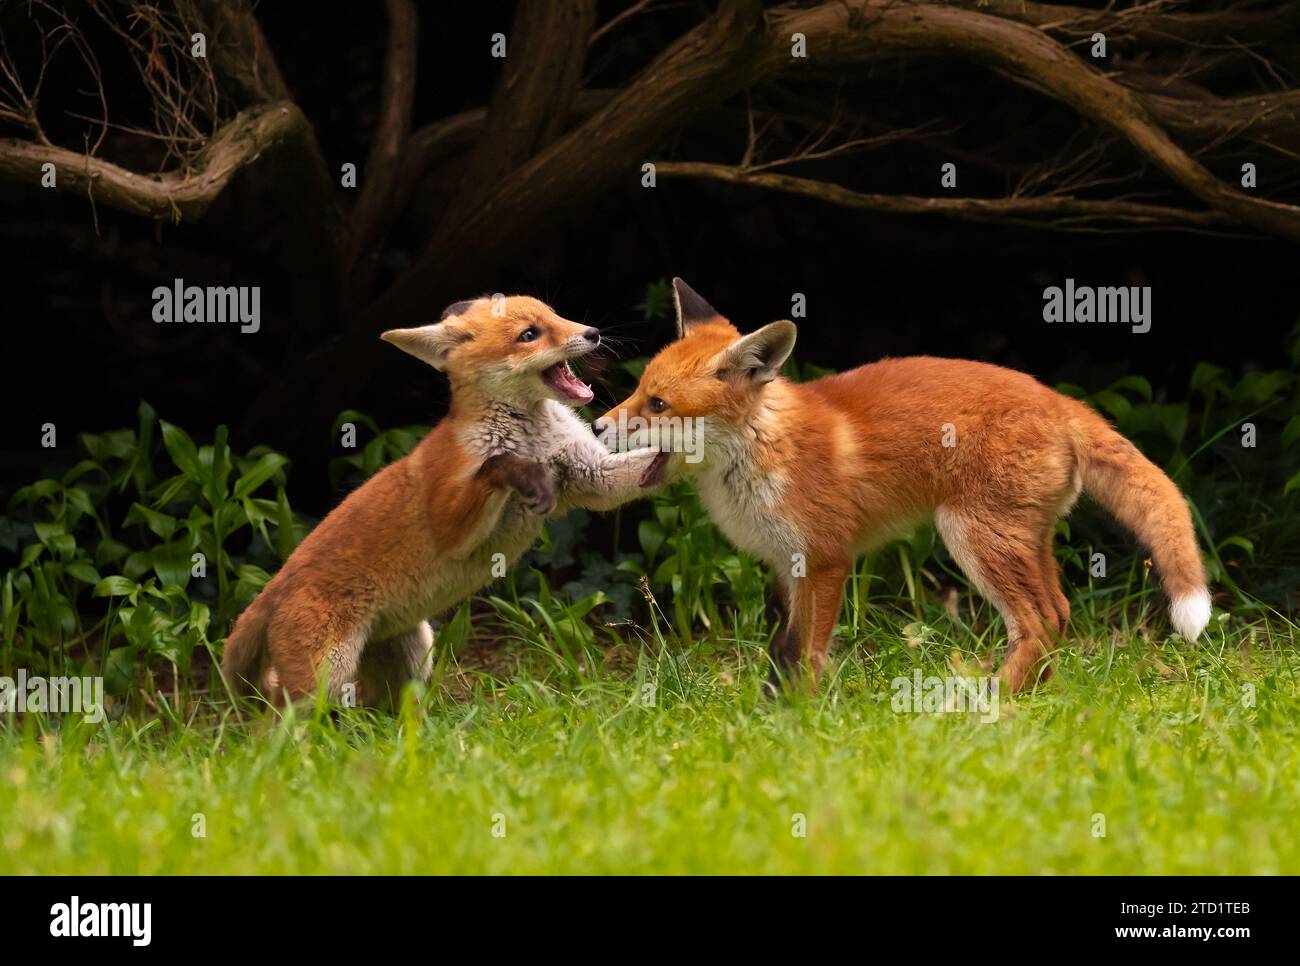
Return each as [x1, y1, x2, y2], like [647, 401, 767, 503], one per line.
[443, 454, 555, 558]
[479, 453, 556, 515]
[554, 444, 669, 513]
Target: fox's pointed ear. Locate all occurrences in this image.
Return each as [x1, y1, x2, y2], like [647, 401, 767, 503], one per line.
[380, 322, 468, 371]
[714, 320, 797, 385]
[672, 277, 725, 339]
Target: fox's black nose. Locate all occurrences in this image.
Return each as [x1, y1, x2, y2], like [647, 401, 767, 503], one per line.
[582, 327, 601, 346]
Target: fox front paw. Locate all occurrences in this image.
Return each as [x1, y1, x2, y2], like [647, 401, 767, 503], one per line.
[514, 466, 556, 514]
[479, 454, 556, 515]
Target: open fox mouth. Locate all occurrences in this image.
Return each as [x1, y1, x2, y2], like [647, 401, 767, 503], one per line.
[639, 450, 671, 488]
[541, 360, 593, 404]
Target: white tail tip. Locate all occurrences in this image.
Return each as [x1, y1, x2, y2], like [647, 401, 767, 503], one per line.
[1170, 588, 1211, 640]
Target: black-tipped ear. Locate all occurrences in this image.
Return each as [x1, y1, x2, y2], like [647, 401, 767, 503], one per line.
[440, 299, 477, 321]
[672, 277, 723, 339]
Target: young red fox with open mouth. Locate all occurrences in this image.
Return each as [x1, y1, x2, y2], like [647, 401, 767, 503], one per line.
[222, 295, 661, 705]
[596, 279, 1211, 693]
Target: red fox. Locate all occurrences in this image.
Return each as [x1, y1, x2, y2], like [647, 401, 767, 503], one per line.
[222, 295, 661, 704]
[596, 279, 1211, 693]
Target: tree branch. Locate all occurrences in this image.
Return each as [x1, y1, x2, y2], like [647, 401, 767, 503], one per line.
[0, 100, 313, 221]
[444, 0, 598, 223]
[342, 0, 419, 316]
[656, 161, 1238, 233]
[174, 0, 289, 106]
[970, 0, 1300, 48]
[393, 89, 618, 220]
[418, 3, 767, 268]
[1144, 88, 1300, 157]
[766, 1, 1300, 242]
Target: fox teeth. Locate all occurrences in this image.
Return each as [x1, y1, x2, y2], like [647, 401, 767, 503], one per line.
[563, 361, 590, 389]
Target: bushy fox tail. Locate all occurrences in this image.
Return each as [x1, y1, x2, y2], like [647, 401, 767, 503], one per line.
[1075, 410, 1211, 640]
[220, 591, 275, 695]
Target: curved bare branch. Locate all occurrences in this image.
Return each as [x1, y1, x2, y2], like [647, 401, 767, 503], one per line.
[656, 161, 1237, 233]
[764, 1, 1300, 242]
[0, 100, 312, 221]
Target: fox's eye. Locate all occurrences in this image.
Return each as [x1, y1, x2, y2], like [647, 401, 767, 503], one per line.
[517, 326, 541, 343]
[648, 397, 669, 414]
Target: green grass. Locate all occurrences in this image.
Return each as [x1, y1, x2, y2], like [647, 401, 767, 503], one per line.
[3, 606, 1298, 875]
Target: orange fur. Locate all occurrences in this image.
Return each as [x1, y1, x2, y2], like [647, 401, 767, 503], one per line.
[222, 297, 606, 705]
[599, 280, 1210, 693]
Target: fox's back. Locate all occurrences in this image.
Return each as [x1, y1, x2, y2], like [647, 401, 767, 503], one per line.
[808, 355, 1067, 422]
[724, 356, 1091, 562]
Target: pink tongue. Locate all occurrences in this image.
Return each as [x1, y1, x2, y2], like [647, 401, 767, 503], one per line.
[545, 363, 593, 403]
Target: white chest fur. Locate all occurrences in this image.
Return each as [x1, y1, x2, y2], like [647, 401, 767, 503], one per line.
[696, 428, 803, 569]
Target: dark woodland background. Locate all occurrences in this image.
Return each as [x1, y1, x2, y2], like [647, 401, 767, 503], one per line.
[3, 0, 1298, 514]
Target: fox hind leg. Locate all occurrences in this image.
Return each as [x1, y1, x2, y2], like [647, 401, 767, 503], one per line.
[935, 506, 1056, 693]
[264, 604, 368, 705]
[358, 621, 434, 707]
[1039, 531, 1070, 637]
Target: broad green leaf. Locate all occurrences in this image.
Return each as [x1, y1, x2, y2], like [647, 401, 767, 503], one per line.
[64, 487, 99, 520]
[94, 538, 132, 565]
[332, 410, 380, 436]
[1190, 362, 1227, 397]
[233, 453, 289, 500]
[33, 519, 67, 544]
[93, 575, 138, 597]
[1108, 375, 1153, 401]
[152, 545, 192, 590]
[1233, 370, 1292, 405]
[62, 460, 105, 486]
[1090, 390, 1132, 422]
[639, 520, 666, 559]
[124, 502, 177, 541]
[160, 421, 201, 480]
[1216, 535, 1254, 560]
[65, 561, 101, 585]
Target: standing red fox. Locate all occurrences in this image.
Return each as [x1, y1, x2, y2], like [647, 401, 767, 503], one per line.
[597, 279, 1211, 693]
[222, 295, 660, 705]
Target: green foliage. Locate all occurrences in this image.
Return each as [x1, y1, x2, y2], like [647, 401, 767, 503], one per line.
[1, 401, 303, 696]
[618, 482, 768, 644]
[635, 278, 675, 323]
[328, 410, 427, 490]
[4, 304, 1300, 715]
